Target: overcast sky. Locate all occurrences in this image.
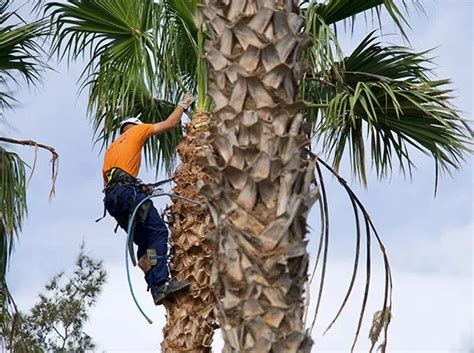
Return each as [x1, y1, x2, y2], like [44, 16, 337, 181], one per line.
[3, 1, 473, 352]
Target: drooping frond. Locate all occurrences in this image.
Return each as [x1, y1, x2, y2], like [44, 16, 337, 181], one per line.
[0, 137, 57, 347]
[155, 0, 201, 101]
[305, 156, 393, 353]
[0, 146, 26, 339]
[0, 2, 51, 341]
[302, 3, 344, 81]
[303, 33, 471, 184]
[0, 146, 26, 246]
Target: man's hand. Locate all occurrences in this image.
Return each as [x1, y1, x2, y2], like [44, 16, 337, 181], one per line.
[152, 93, 195, 135]
[178, 93, 195, 111]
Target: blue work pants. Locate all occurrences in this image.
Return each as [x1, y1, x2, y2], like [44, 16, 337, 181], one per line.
[103, 186, 169, 289]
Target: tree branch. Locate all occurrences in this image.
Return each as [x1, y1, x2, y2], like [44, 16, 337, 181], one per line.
[51, 325, 65, 343]
[0, 137, 59, 199]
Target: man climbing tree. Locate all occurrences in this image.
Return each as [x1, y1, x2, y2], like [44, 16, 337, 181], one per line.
[101, 93, 195, 305]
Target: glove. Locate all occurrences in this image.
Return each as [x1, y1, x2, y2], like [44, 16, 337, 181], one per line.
[178, 93, 195, 111]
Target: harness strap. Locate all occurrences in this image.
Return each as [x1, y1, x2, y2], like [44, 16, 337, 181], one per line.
[105, 168, 117, 184]
[95, 205, 107, 223]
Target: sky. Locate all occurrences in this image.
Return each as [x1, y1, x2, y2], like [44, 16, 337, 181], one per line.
[2, 1, 473, 352]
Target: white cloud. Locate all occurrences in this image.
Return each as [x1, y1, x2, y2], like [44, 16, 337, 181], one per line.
[389, 224, 474, 277]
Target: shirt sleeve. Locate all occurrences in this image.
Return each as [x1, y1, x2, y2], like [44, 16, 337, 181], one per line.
[131, 124, 155, 145]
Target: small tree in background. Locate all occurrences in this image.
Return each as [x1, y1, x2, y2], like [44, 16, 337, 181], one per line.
[8, 244, 107, 352]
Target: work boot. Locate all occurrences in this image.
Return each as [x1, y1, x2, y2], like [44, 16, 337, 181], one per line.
[151, 279, 191, 305]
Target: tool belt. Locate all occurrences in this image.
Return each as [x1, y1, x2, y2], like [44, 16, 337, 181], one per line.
[104, 168, 141, 192]
[96, 168, 151, 229]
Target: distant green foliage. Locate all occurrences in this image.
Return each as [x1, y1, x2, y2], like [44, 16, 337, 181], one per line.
[7, 244, 107, 352]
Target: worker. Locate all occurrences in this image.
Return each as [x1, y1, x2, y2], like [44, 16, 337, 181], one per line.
[101, 93, 195, 305]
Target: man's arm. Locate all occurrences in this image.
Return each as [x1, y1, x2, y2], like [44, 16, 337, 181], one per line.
[152, 106, 185, 135]
[152, 93, 195, 136]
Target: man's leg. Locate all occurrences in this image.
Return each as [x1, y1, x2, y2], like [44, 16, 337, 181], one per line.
[104, 186, 134, 229]
[133, 195, 190, 304]
[133, 198, 170, 289]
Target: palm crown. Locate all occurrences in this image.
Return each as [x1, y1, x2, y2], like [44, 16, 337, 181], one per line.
[48, 0, 470, 181]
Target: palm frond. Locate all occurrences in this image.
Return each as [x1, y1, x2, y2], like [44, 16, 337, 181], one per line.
[48, 0, 159, 114]
[302, 0, 424, 37]
[307, 157, 392, 353]
[0, 138, 57, 348]
[1, 219, 16, 345]
[93, 86, 181, 176]
[0, 2, 47, 115]
[154, 0, 201, 104]
[302, 4, 344, 82]
[0, 147, 27, 243]
[47, 0, 200, 173]
[304, 33, 471, 184]
[0, 147, 27, 324]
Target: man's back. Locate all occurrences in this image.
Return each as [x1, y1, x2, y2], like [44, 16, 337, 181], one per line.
[102, 124, 154, 181]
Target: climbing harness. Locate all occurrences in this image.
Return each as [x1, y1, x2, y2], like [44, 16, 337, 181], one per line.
[125, 179, 204, 324]
[95, 168, 143, 224]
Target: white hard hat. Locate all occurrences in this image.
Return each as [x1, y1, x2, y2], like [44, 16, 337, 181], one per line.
[119, 117, 143, 133]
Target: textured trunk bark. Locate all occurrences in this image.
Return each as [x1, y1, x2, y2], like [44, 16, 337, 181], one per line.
[162, 112, 216, 353]
[200, 1, 319, 352]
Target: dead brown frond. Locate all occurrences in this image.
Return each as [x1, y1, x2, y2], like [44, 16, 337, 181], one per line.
[0, 137, 59, 199]
[369, 307, 392, 353]
[306, 154, 392, 352]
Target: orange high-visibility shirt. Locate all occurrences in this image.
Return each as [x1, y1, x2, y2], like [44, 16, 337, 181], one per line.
[102, 124, 155, 182]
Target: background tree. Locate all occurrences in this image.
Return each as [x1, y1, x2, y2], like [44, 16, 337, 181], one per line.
[7, 243, 107, 352]
[0, 0, 57, 341]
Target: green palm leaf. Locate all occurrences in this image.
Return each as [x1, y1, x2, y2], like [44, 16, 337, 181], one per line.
[304, 0, 423, 36]
[0, 147, 26, 256]
[0, 1, 47, 115]
[0, 146, 27, 338]
[48, 0, 158, 114]
[300, 0, 425, 82]
[47, 0, 201, 174]
[304, 33, 471, 184]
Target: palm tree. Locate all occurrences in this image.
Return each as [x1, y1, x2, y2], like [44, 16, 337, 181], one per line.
[45, 0, 472, 351]
[0, 0, 57, 343]
[200, 0, 471, 352]
[46, 1, 216, 350]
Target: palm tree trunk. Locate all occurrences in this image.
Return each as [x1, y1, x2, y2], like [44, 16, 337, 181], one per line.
[199, 1, 319, 351]
[162, 111, 216, 352]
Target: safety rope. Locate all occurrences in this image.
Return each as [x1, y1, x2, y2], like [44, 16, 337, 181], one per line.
[125, 184, 204, 324]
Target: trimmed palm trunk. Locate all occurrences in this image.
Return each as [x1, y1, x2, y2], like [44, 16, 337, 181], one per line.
[200, 1, 319, 351]
[162, 111, 216, 352]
